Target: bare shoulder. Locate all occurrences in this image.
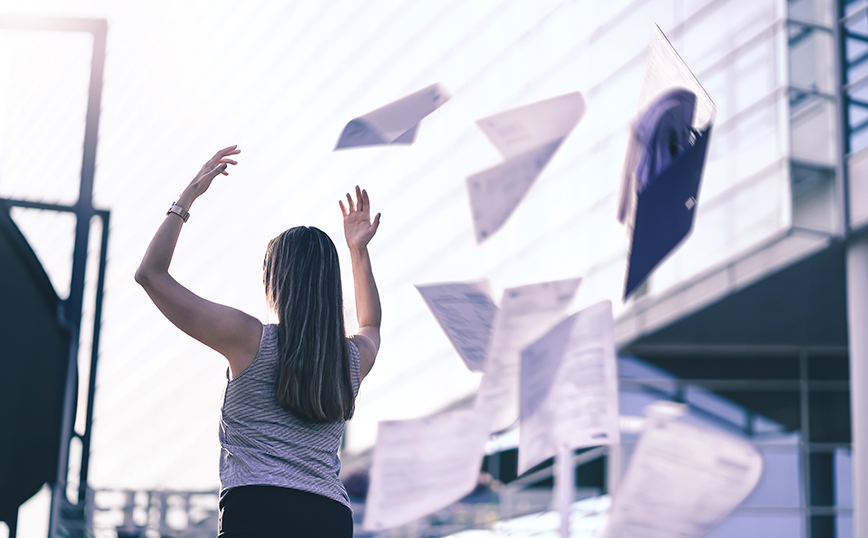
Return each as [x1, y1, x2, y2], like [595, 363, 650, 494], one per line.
[226, 317, 264, 380]
[349, 330, 378, 381]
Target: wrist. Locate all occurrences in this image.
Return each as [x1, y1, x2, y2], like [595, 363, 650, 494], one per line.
[176, 188, 197, 211]
[348, 244, 369, 256]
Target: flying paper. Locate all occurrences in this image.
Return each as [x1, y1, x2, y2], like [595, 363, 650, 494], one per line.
[596, 405, 763, 538]
[617, 25, 716, 299]
[475, 278, 581, 433]
[362, 409, 490, 531]
[467, 92, 585, 242]
[517, 300, 620, 475]
[416, 280, 498, 372]
[335, 83, 451, 149]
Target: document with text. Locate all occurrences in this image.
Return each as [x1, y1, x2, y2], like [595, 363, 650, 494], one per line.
[416, 280, 498, 372]
[474, 277, 581, 433]
[518, 300, 620, 474]
[597, 411, 762, 538]
[362, 409, 491, 531]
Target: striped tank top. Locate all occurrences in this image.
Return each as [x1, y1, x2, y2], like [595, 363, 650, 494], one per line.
[218, 323, 361, 508]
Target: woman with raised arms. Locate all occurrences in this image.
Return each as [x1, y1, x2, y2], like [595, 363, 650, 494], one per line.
[136, 145, 381, 537]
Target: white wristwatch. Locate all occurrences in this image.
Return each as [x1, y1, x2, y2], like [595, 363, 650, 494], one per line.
[166, 202, 190, 222]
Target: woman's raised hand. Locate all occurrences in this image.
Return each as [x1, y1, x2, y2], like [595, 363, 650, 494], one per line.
[340, 186, 380, 250]
[183, 145, 240, 201]
[340, 187, 382, 376]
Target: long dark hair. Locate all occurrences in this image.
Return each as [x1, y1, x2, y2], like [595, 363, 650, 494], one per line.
[263, 226, 355, 423]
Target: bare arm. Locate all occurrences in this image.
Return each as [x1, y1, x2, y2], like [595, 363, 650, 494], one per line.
[340, 186, 381, 380]
[135, 146, 262, 377]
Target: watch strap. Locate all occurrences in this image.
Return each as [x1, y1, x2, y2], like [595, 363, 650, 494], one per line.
[166, 202, 190, 222]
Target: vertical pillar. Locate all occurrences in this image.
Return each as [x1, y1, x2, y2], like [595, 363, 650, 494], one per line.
[8, 509, 18, 538]
[848, 234, 868, 538]
[556, 445, 573, 538]
[607, 444, 622, 498]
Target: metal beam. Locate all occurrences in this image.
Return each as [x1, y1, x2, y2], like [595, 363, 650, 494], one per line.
[0, 16, 108, 538]
[623, 343, 848, 358]
[77, 211, 110, 504]
[845, 29, 868, 43]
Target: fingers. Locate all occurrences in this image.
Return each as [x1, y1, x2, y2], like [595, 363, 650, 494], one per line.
[207, 145, 240, 167]
[205, 162, 228, 180]
[341, 186, 373, 216]
[216, 145, 240, 157]
[355, 186, 364, 212]
[372, 212, 381, 232]
[362, 188, 370, 209]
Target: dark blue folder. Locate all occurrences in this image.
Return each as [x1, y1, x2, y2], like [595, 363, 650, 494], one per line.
[624, 126, 712, 299]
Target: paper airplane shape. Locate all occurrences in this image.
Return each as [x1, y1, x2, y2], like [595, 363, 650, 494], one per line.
[617, 25, 716, 299]
[467, 92, 585, 243]
[362, 409, 490, 531]
[416, 280, 498, 372]
[597, 404, 762, 538]
[334, 83, 451, 149]
[517, 300, 620, 475]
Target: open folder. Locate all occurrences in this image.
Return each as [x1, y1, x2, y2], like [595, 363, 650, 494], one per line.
[618, 26, 716, 299]
[625, 126, 711, 297]
[334, 83, 450, 149]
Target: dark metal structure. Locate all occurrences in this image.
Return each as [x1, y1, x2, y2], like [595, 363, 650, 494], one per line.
[0, 201, 70, 537]
[841, 0, 868, 157]
[0, 15, 109, 538]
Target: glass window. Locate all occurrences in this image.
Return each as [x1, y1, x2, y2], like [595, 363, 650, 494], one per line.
[791, 95, 837, 165]
[788, 0, 835, 25]
[791, 162, 837, 232]
[681, 0, 777, 74]
[836, 448, 853, 508]
[788, 23, 836, 94]
[734, 33, 778, 111]
[734, 99, 786, 179]
[707, 512, 804, 537]
[731, 163, 791, 253]
[744, 443, 802, 507]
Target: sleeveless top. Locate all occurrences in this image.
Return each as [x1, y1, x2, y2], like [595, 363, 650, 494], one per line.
[218, 323, 361, 508]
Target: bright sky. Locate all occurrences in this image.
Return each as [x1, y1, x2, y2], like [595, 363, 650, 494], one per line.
[0, 0, 793, 535]
[0, 0, 623, 491]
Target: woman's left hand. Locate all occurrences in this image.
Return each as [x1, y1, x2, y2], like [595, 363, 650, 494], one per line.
[340, 185, 380, 251]
[183, 145, 240, 202]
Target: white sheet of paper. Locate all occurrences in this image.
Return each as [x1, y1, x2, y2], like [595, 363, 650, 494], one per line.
[476, 92, 586, 160]
[597, 412, 763, 538]
[362, 409, 491, 531]
[335, 83, 451, 149]
[617, 25, 715, 226]
[467, 140, 562, 243]
[416, 280, 498, 372]
[518, 300, 620, 475]
[466, 92, 585, 243]
[475, 278, 581, 433]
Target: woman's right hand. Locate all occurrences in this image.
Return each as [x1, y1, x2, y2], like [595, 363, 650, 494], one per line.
[180, 145, 240, 204]
[340, 185, 381, 250]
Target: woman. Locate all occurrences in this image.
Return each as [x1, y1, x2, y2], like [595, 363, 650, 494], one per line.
[135, 145, 381, 537]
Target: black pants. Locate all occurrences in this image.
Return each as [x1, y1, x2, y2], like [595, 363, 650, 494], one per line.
[218, 485, 353, 538]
